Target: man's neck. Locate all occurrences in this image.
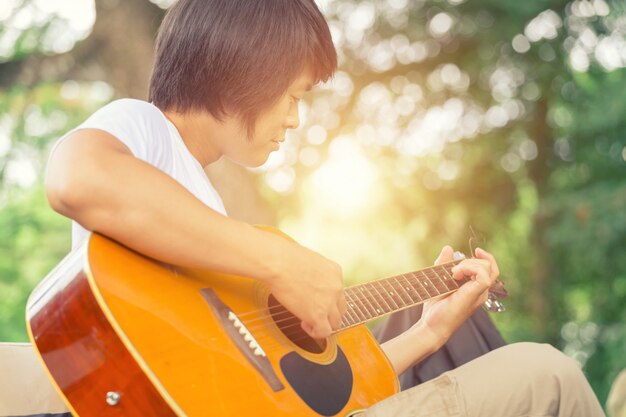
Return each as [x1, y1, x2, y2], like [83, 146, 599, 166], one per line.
[162, 110, 223, 167]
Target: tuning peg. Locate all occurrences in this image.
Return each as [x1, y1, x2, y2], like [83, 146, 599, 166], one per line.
[452, 249, 507, 313]
[484, 297, 506, 313]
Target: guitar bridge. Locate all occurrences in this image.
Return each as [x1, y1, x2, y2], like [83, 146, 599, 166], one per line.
[200, 288, 284, 392]
[227, 311, 266, 357]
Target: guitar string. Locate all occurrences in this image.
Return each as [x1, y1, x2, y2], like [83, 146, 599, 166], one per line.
[248, 283, 462, 339]
[233, 259, 462, 320]
[242, 260, 462, 323]
[254, 269, 468, 347]
[243, 262, 504, 348]
[222, 262, 465, 346]
[242, 269, 470, 348]
[236, 287, 390, 327]
[241, 285, 478, 350]
[233, 284, 400, 323]
[249, 290, 458, 348]
[240, 287, 396, 335]
[237, 262, 462, 331]
[251, 282, 486, 348]
[238, 273, 444, 330]
[240, 266, 463, 337]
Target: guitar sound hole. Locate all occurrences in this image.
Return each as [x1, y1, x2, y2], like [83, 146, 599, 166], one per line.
[268, 295, 327, 354]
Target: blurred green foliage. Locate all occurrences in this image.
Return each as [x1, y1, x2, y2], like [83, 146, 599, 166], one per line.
[0, 186, 70, 340]
[0, 0, 625, 410]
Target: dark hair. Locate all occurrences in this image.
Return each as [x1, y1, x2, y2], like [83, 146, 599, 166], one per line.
[149, 0, 337, 136]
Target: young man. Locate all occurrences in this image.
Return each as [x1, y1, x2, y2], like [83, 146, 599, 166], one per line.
[45, 0, 605, 416]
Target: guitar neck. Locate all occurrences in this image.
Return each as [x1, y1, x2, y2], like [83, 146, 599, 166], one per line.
[339, 260, 466, 330]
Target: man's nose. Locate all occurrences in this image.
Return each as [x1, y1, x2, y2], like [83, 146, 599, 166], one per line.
[285, 104, 300, 130]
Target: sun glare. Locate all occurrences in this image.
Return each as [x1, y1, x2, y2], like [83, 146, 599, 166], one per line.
[307, 136, 377, 216]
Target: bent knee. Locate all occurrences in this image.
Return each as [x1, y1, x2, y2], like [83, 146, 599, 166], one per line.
[505, 342, 583, 382]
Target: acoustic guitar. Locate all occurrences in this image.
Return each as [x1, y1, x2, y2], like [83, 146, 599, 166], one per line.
[27, 229, 506, 416]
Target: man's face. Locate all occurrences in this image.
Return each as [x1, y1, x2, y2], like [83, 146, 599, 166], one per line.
[221, 70, 314, 167]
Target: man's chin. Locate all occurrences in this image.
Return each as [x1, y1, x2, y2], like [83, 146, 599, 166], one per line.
[226, 154, 270, 169]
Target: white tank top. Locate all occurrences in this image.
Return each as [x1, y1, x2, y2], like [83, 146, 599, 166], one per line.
[49, 99, 227, 249]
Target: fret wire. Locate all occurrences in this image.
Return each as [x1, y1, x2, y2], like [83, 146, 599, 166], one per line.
[378, 279, 403, 310]
[345, 289, 368, 323]
[425, 270, 444, 295]
[436, 265, 459, 291]
[407, 272, 432, 300]
[345, 308, 358, 325]
[349, 288, 372, 322]
[340, 300, 357, 326]
[351, 285, 373, 315]
[400, 274, 425, 303]
[433, 265, 460, 291]
[417, 270, 438, 296]
[424, 268, 450, 294]
[355, 285, 378, 318]
[342, 290, 358, 323]
[432, 265, 449, 291]
[351, 283, 396, 315]
[390, 275, 415, 304]
[342, 291, 360, 324]
[423, 267, 449, 293]
[410, 272, 438, 298]
[362, 283, 387, 316]
[341, 260, 467, 328]
[341, 315, 353, 328]
[370, 281, 395, 313]
[412, 271, 439, 299]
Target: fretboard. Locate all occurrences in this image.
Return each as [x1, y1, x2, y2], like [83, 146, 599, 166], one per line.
[338, 259, 467, 330]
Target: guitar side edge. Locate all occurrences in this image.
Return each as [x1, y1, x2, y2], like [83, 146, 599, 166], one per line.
[26, 246, 85, 417]
[26, 235, 179, 417]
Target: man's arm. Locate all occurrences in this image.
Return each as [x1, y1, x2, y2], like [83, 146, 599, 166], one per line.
[46, 128, 345, 339]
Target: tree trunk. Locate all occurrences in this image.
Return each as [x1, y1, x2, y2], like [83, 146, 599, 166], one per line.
[527, 97, 553, 340]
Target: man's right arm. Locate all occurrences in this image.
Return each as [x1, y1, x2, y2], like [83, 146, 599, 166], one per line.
[46, 129, 345, 338]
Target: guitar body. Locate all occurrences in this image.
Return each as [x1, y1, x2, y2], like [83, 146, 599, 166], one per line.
[27, 231, 399, 416]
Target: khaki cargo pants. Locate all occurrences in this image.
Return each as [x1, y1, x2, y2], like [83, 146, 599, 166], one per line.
[363, 343, 606, 417]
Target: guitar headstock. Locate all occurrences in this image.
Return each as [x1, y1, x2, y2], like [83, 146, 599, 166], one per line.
[484, 280, 507, 312]
[452, 251, 508, 313]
